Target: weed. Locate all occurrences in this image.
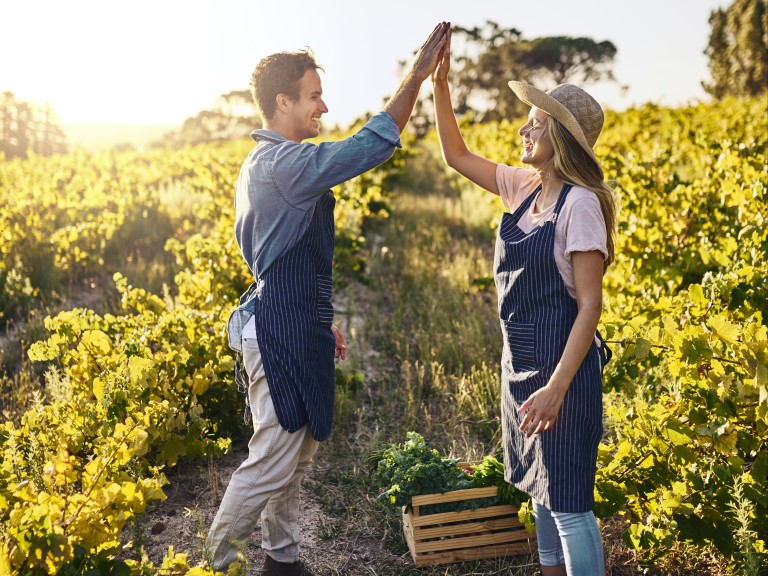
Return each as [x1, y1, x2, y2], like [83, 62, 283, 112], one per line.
[729, 473, 767, 576]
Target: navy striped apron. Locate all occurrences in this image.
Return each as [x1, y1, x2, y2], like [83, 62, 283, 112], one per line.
[496, 183, 606, 513]
[240, 190, 336, 442]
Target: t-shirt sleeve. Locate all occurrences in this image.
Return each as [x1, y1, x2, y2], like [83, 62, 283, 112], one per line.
[561, 192, 608, 261]
[495, 164, 540, 211]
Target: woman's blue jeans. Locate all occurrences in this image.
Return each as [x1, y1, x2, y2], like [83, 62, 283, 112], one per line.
[533, 500, 605, 575]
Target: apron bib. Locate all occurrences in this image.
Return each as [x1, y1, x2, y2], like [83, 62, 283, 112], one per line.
[240, 191, 337, 441]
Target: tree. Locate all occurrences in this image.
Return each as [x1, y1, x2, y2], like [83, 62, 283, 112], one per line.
[454, 24, 619, 121]
[157, 90, 260, 147]
[0, 91, 68, 159]
[449, 22, 527, 121]
[704, 0, 768, 98]
[521, 36, 617, 86]
[32, 103, 68, 156]
[399, 21, 619, 127]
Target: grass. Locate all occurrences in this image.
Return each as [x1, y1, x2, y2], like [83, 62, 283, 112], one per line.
[361, 185, 503, 446]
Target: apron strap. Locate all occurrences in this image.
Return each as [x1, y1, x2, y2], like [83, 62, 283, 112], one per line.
[596, 329, 612, 369]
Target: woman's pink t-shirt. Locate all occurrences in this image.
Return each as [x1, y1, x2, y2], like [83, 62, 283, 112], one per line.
[495, 164, 607, 300]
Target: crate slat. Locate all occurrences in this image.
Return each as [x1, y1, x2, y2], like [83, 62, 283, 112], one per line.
[409, 542, 534, 567]
[410, 485, 499, 506]
[412, 516, 525, 540]
[409, 503, 519, 527]
[411, 525, 531, 553]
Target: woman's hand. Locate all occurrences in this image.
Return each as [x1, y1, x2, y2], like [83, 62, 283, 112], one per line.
[331, 324, 348, 360]
[517, 382, 567, 437]
[432, 26, 452, 84]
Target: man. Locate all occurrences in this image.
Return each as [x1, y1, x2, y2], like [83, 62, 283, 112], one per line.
[206, 22, 450, 575]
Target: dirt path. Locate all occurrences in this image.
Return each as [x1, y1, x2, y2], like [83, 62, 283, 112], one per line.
[129, 442, 340, 572]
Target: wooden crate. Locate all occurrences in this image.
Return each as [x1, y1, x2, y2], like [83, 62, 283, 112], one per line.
[402, 484, 536, 567]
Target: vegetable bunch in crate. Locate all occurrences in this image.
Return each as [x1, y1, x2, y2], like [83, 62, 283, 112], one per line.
[370, 432, 536, 567]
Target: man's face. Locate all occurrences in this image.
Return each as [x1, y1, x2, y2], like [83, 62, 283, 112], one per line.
[286, 68, 328, 142]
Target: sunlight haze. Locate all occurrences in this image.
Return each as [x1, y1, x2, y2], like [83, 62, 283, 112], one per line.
[4, 0, 729, 129]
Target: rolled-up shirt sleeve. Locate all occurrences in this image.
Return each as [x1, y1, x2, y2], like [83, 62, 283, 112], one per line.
[561, 193, 608, 262]
[270, 112, 402, 211]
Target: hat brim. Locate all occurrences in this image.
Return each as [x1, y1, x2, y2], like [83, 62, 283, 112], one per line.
[508, 81, 598, 164]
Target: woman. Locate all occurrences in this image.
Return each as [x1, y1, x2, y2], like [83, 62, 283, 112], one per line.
[432, 30, 617, 576]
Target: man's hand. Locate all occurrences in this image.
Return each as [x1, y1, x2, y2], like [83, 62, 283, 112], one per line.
[331, 324, 348, 361]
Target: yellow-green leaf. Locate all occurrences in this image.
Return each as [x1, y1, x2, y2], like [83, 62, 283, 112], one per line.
[80, 329, 111, 355]
[635, 337, 652, 360]
[129, 356, 155, 385]
[93, 377, 105, 402]
[756, 364, 767, 388]
[707, 315, 740, 345]
[714, 431, 738, 455]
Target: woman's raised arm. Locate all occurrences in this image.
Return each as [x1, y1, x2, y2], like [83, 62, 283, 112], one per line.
[432, 28, 500, 195]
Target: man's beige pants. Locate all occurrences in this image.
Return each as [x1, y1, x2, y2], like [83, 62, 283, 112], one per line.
[206, 338, 320, 569]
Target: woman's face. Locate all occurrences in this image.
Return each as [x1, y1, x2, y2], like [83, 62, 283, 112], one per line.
[518, 107, 554, 168]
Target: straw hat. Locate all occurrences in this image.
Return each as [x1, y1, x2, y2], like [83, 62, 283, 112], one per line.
[508, 81, 604, 163]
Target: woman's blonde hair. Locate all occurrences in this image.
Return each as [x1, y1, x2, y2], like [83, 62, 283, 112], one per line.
[546, 119, 617, 270]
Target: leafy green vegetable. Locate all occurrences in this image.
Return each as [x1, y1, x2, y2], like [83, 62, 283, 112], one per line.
[469, 449, 529, 508]
[370, 432, 473, 509]
[370, 432, 530, 515]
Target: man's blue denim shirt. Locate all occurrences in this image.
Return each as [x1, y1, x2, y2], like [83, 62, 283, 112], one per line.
[228, 111, 402, 351]
[234, 111, 401, 279]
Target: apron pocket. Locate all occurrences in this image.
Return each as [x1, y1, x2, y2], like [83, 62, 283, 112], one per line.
[503, 321, 538, 372]
[316, 274, 334, 327]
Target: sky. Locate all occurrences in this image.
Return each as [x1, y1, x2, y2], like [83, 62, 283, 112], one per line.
[3, 0, 730, 129]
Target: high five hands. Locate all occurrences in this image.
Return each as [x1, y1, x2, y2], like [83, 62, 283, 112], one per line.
[411, 22, 451, 83]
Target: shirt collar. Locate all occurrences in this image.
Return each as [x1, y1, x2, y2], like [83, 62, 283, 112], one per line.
[250, 129, 288, 143]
